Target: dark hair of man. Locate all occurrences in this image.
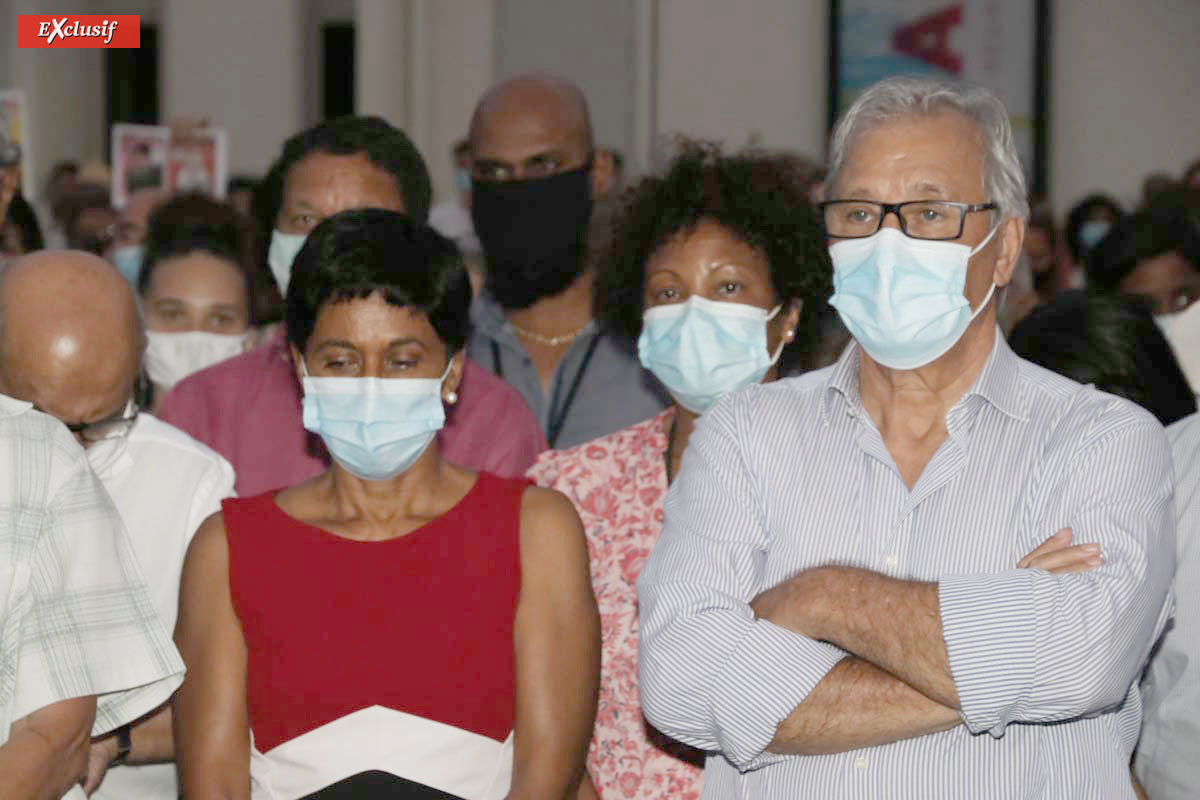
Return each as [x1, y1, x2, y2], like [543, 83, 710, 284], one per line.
[5, 192, 44, 253]
[1064, 193, 1124, 264]
[253, 116, 432, 238]
[138, 192, 258, 323]
[62, 185, 114, 250]
[1009, 289, 1197, 426]
[286, 209, 471, 357]
[1084, 203, 1200, 291]
[594, 141, 834, 373]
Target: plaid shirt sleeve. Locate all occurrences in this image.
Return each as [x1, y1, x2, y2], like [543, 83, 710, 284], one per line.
[0, 402, 184, 739]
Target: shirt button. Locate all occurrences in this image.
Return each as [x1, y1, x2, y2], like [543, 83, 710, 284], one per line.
[854, 755, 868, 769]
[884, 554, 898, 568]
[846, 407, 856, 418]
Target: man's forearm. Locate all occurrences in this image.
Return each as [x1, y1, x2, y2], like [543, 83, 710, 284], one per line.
[755, 566, 960, 707]
[767, 656, 960, 755]
[0, 696, 96, 800]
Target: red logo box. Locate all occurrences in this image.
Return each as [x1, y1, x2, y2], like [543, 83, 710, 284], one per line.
[17, 15, 140, 48]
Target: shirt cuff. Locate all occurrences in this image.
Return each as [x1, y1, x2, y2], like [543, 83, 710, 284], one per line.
[939, 569, 1037, 736]
[707, 618, 845, 769]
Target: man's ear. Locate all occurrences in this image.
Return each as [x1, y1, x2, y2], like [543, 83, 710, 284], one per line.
[589, 150, 616, 198]
[992, 216, 1026, 289]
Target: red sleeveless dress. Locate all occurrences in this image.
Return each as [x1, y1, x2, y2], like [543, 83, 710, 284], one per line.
[223, 472, 527, 800]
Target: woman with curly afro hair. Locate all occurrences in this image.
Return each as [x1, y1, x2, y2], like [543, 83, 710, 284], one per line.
[527, 141, 833, 800]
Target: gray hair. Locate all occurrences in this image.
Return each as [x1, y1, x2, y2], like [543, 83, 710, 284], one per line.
[827, 76, 1029, 222]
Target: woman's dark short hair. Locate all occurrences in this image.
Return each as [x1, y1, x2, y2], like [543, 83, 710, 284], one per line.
[1085, 203, 1200, 291]
[594, 141, 834, 373]
[138, 193, 258, 322]
[254, 116, 432, 237]
[1009, 289, 1196, 426]
[286, 209, 471, 356]
[5, 192, 44, 253]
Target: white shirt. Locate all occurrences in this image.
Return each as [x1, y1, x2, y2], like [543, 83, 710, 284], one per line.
[0, 395, 184, 800]
[89, 413, 236, 800]
[1136, 412, 1200, 800]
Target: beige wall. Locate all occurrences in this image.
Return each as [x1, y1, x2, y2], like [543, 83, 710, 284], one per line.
[655, 0, 828, 165]
[1049, 0, 1200, 215]
[161, 0, 306, 178]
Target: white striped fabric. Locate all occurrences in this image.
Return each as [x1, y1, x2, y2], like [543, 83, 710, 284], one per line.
[248, 705, 513, 799]
[638, 331, 1175, 799]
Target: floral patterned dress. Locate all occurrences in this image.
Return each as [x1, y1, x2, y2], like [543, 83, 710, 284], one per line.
[527, 408, 704, 800]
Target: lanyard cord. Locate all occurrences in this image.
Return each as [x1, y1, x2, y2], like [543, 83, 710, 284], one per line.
[492, 333, 600, 449]
[546, 334, 600, 449]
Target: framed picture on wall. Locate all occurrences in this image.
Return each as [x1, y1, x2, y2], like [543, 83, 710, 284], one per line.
[829, 0, 1049, 196]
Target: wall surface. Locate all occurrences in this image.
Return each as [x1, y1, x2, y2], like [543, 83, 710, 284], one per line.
[4, 0, 1200, 217]
[1048, 0, 1200, 215]
[160, 0, 306, 178]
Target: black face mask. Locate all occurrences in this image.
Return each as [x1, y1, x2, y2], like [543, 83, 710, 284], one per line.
[471, 163, 594, 310]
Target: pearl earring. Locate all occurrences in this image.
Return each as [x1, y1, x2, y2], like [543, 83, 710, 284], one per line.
[445, 391, 458, 406]
[785, 329, 795, 341]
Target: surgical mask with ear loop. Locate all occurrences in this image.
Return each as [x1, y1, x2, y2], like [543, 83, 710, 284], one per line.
[637, 295, 787, 414]
[300, 360, 454, 481]
[829, 225, 1000, 370]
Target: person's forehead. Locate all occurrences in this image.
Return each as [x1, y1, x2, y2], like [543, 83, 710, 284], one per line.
[285, 152, 401, 199]
[837, 111, 987, 197]
[471, 101, 588, 162]
[147, 252, 247, 301]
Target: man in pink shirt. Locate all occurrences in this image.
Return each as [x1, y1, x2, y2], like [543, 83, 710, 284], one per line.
[158, 117, 545, 495]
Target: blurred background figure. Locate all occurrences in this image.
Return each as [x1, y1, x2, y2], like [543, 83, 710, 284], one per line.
[107, 187, 171, 284]
[1009, 289, 1196, 426]
[1063, 193, 1124, 286]
[429, 138, 483, 292]
[63, 183, 119, 255]
[137, 192, 258, 409]
[1182, 158, 1200, 193]
[1, 192, 44, 264]
[226, 174, 258, 219]
[37, 159, 79, 248]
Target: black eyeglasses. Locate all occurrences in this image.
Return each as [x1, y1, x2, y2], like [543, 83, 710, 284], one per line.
[59, 399, 139, 443]
[819, 200, 997, 241]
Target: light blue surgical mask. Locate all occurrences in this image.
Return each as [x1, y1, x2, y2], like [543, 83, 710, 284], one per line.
[455, 168, 472, 195]
[268, 230, 308, 295]
[829, 226, 998, 371]
[1078, 220, 1110, 251]
[301, 361, 452, 481]
[638, 295, 784, 414]
[110, 244, 144, 285]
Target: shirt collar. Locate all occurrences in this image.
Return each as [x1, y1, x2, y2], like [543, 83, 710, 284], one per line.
[0, 393, 33, 418]
[822, 326, 1030, 425]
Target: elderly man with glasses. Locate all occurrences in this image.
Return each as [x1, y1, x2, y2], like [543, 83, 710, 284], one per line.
[0, 249, 235, 800]
[637, 76, 1173, 799]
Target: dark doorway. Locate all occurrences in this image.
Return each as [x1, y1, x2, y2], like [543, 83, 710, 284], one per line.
[106, 24, 159, 147]
[322, 23, 355, 119]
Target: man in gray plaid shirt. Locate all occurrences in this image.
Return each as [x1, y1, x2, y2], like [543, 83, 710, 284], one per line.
[0, 392, 183, 799]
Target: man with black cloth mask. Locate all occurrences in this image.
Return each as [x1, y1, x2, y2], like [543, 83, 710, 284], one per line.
[467, 74, 668, 449]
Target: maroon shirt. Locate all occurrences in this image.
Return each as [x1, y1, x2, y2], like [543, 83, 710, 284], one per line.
[158, 329, 547, 495]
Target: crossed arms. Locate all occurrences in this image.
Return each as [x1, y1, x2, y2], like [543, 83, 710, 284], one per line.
[636, 403, 1176, 768]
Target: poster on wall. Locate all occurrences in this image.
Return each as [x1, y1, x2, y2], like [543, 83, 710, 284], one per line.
[830, 0, 1047, 194]
[0, 90, 30, 189]
[111, 122, 228, 208]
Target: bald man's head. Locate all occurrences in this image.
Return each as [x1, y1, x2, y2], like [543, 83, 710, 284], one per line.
[469, 74, 611, 188]
[0, 250, 143, 435]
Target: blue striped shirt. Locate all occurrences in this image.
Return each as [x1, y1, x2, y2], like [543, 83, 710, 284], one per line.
[638, 331, 1175, 799]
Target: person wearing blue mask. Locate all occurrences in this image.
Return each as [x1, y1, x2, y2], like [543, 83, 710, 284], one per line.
[528, 143, 834, 800]
[637, 76, 1173, 799]
[174, 209, 598, 799]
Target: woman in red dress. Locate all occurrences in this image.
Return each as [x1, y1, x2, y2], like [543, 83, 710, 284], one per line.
[174, 209, 599, 799]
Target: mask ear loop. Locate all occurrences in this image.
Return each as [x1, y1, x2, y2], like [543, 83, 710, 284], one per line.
[765, 301, 797, 365]
[967, 223, 1002, 317]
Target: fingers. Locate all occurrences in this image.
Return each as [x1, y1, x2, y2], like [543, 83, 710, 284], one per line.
[1023, 543, 1104, 574]
[1016, 527, 1073, 568]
